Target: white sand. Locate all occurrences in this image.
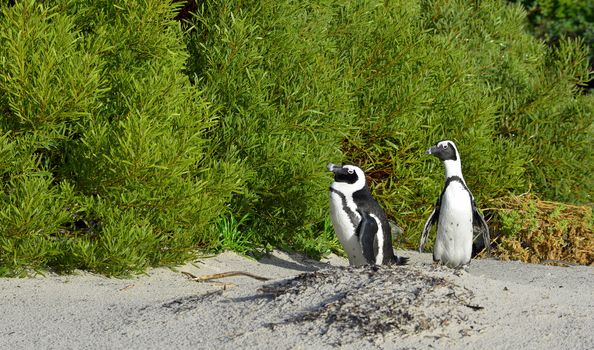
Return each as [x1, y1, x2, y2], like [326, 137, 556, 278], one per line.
[1, 250, 592, 349]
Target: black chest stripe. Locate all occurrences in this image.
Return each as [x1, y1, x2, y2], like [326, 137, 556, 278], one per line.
[442, 176, 471, 196]
[444, 176, 466, 189]
[330, 187, 360, 229]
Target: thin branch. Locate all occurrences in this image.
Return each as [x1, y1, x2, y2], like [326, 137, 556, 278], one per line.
[181, 270, 271, 282]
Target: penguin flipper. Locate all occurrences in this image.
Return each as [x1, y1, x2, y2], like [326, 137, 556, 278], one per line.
[388, 220, 404, 238]
[471, 200, 491, 256]
[419, 199, 440, 252]
[357, 211, 379, 265]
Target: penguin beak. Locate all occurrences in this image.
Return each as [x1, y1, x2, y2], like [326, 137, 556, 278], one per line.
[426, 146, 436, 155]
[327, 163, 340, 172]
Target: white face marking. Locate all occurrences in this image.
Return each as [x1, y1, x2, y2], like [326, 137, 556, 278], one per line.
[436, 140, 458, 156]
[329, 165, 366, 195]
[437, 140, 464, 180]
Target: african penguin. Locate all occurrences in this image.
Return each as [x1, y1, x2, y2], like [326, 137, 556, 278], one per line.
[419, 140, 490, 268]
[328, 163, 408, 266]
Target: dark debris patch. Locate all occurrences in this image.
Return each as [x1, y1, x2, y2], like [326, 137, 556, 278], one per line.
[261, 265, 478, 344]
[161, 290, 224, 314]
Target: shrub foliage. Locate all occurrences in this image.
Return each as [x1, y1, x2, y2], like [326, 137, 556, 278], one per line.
[0, 0, 239, 276]
[0, 0, 592, 275]
[490, 194, 593, 265]
[188, 0, 593, 251]
[509, 0, 594, 71]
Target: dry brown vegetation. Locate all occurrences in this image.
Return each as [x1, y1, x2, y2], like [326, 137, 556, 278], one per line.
[488, 194, 594, 266]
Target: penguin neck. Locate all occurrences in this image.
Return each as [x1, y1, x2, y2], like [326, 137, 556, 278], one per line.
[442, 159, 465, 183]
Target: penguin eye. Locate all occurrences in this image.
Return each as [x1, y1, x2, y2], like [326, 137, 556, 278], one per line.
[442, 143, 448, 149]
[347, 169, 354, 174]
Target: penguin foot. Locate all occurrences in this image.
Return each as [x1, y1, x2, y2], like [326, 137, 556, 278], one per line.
[454, 265, 469, 276]
[393, 256, 409, 265]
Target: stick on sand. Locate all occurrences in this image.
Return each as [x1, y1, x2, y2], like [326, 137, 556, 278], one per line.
[181, 271, 271, 282]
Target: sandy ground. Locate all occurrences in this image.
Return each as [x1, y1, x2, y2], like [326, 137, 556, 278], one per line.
[1, 250, 593, 350]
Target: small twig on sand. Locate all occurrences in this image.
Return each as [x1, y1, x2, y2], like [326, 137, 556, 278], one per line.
[464, 303, 485, 311]
[181, 271, 271, 282]
[119, 284, 135, 291]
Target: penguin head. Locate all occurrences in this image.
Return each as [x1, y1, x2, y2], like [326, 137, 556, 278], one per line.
[426, 140, 459, 162]
[327, 163, 367, 192]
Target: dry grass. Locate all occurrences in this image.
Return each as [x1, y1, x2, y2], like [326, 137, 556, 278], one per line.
[487, 194, 594, 266]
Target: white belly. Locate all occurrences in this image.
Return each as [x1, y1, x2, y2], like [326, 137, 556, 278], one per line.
[329, 191, 366, 266]
[434, 183, 473, 268]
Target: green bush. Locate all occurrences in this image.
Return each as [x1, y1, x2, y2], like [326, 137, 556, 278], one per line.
[188, 0, 593, 252]
[187, 1, 352, 250]
[0, 0, 240, 276]
[1, 0, 592, 275]
[508, 0, 594, 68]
